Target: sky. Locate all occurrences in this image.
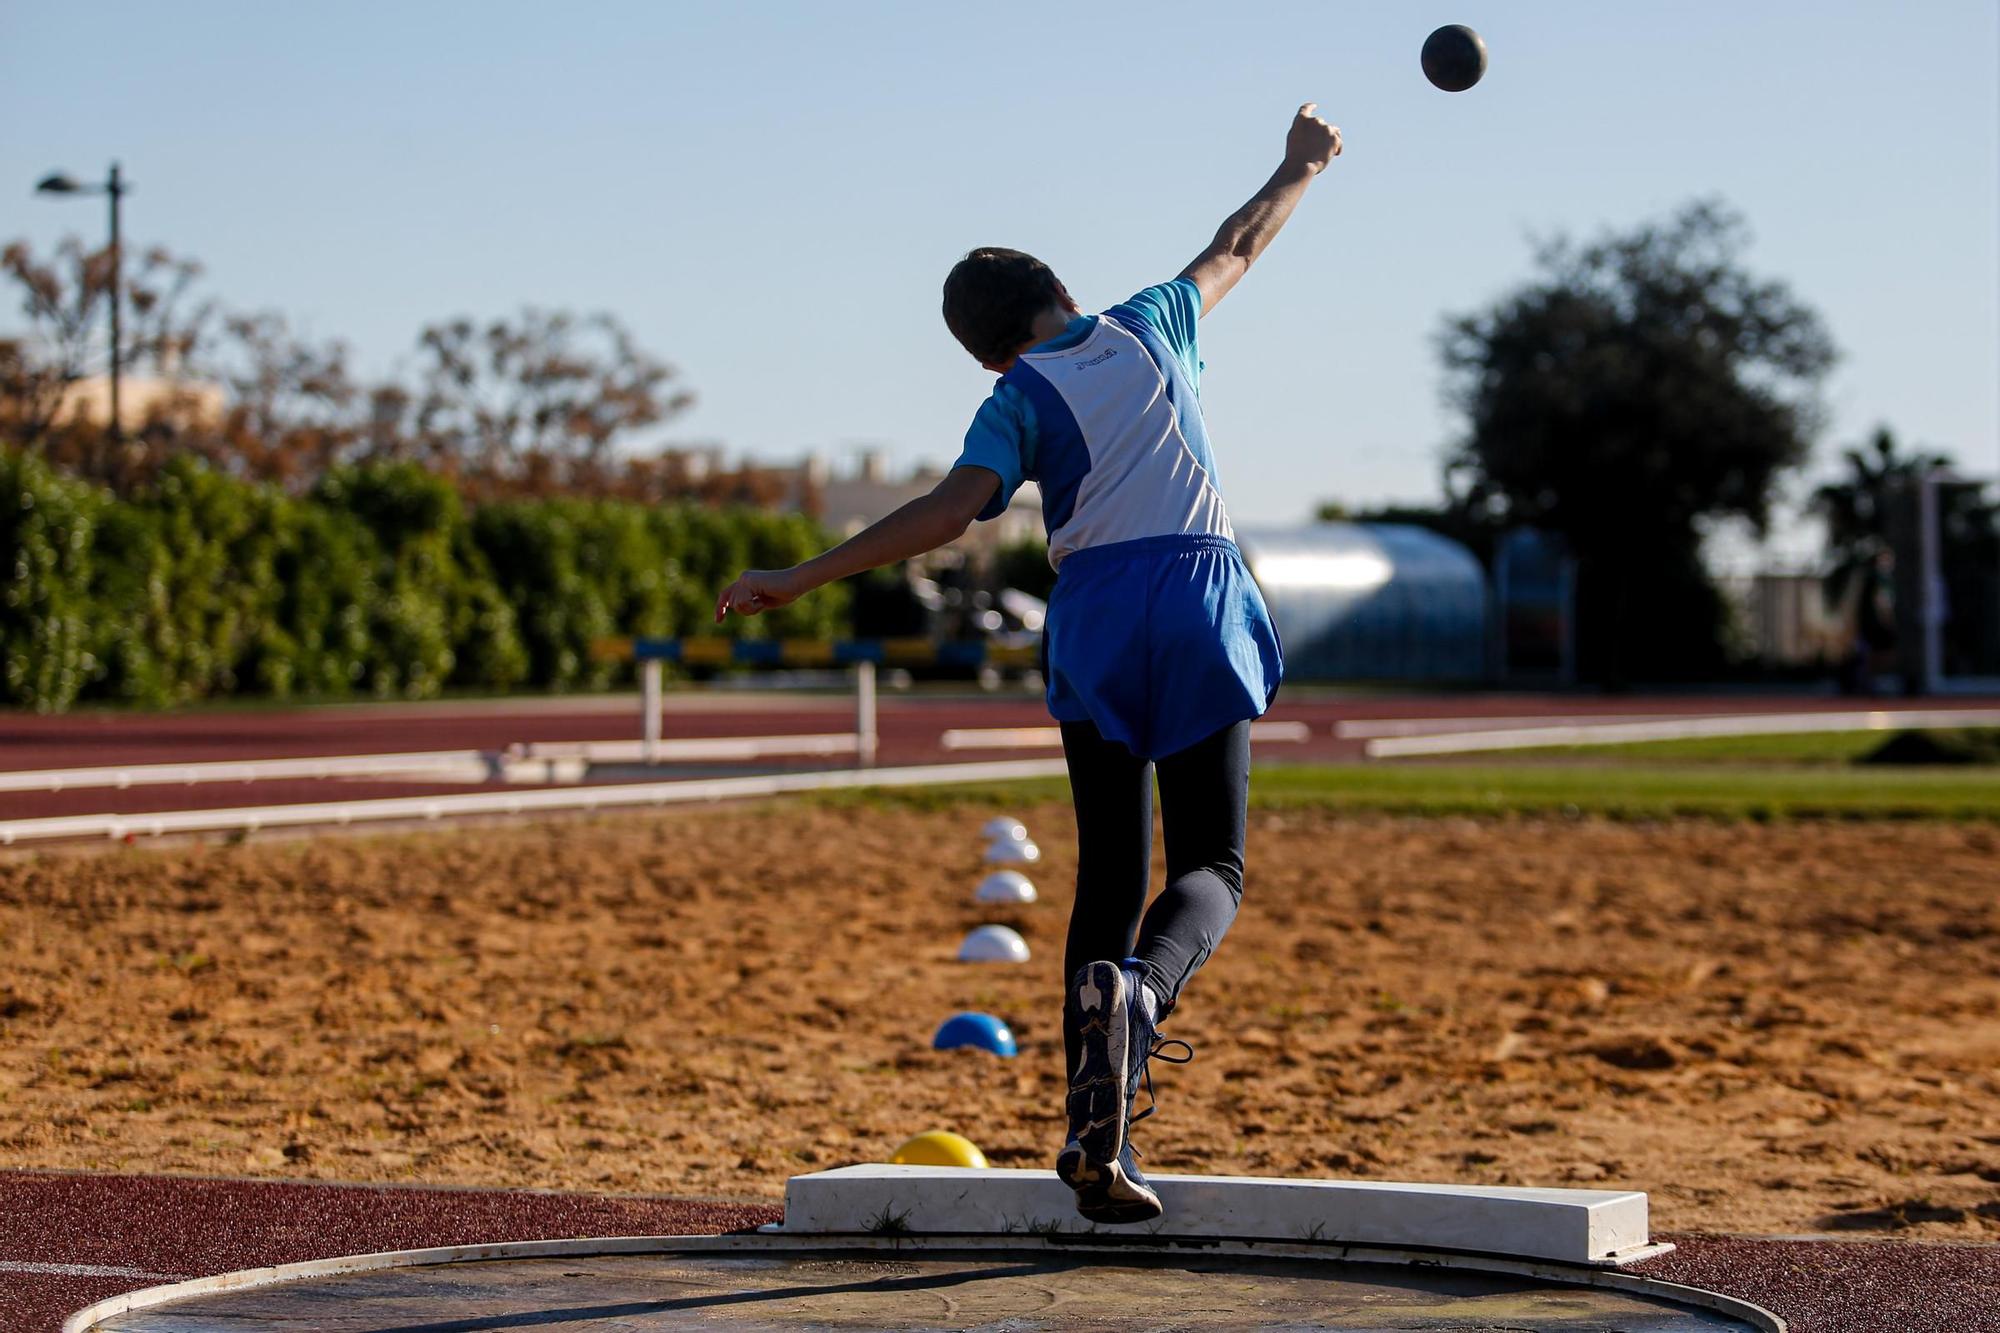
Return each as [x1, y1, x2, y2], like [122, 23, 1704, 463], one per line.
[3, 1, 1996, 541]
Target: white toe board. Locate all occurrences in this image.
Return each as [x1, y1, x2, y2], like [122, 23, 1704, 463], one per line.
[781, 1166, 1652, 1265]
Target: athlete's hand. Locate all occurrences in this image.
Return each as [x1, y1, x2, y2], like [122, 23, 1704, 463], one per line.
[715, 567, 803, 622]
[1283, 103, 1342, 175]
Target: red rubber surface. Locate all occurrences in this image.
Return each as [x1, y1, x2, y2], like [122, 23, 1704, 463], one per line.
[10, 692, 1976, 771]
[0, 1170, 778, 1333]
[5, 1171, 1998, 1332]
[9, 693, 1994, 828]
[1640, 1232, 2000, 1333]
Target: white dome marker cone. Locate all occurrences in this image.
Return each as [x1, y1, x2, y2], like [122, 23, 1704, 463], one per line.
[985, 837, 1040, 866]
[982, 817, 1029, 843]
[975, 871, 1038, 904]
[957, 924, 1031, 963]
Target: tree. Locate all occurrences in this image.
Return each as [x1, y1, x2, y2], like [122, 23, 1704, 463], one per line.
[409, 309, 694, 480]
[197, 310, 704, 495]
[1813, 427, 2000, 689]
[216, 313, 357, 438]
[1810, 427, 1947, 659]
[3, 238, 735, 503]
[1439, 201, 1836, 683]
[1811, 426, 1958, 604]
[188, 311, 367, 490]
[0, 236, 211, 452]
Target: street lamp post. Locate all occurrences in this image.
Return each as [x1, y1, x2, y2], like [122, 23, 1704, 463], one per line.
[35, 162, 129, 440]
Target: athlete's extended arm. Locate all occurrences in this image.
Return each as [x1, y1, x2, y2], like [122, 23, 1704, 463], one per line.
[715, 466, 1001, 621]
[1180, 103, 1343, 315]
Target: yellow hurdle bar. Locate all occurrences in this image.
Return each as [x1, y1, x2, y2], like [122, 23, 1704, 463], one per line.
[781, 639, 837, 666]
[678, 639, 738, 666]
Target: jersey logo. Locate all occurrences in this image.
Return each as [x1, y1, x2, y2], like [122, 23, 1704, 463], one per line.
[1074, 348, 1118, 369]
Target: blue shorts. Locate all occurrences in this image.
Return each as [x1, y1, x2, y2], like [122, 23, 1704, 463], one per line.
[1044, 533, 1283, 760]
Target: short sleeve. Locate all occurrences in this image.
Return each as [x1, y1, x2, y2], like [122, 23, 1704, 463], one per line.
[952, 381, 1037, 522]
[1107, 277, 1203, 389]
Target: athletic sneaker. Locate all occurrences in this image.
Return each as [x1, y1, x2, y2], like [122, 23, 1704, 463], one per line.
[1056, 958, 1192, 1224]
[1070, 1142, 1163, 1225]
[1057, 959, 1131, 1185]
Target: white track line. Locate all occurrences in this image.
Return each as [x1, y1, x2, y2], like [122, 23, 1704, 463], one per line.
[0, 750, 498, 794]
[126, 690, 848, 720]
[0, 734, 871, 794]
[1365, 708, 2000, 758]
[0, 758, 1071, 846]
[939, 728, 1062, 750]
[523, 734, 859, 762]
[0, 1260, 185, 1280]
[942, 721, 1310, 750]
[1336, 714, 1681, 740]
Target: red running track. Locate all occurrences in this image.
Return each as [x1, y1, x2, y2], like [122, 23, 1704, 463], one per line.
[0, 1170, 773, 1333]
[4, 1170, 1996, 1333]
[5, 692, 1991, 827]
[9, 690, 1961, 771]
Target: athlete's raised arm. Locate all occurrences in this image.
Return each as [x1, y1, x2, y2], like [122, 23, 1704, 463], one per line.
[1180, 104, 1342, 316]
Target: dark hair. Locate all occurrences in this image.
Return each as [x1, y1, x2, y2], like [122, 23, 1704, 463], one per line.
[941, 248, 1065, 364]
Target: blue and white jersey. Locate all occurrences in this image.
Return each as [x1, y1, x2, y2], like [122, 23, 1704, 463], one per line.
[954, 278, 1232, 567]
[949, 276, 1283, 759]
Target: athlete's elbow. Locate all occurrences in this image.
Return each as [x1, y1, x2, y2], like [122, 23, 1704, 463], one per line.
[921, 498, 976, 551]
[937, 509, 977, 548]
[1224, 233, 1265, 269]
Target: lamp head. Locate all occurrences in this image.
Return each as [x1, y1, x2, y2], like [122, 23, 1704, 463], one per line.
[35, 172, 83, 195]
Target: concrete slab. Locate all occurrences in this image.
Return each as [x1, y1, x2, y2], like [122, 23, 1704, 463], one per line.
[779, 1166, 1660, 1265]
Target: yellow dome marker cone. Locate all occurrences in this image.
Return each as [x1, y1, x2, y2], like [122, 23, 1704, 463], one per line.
[890, 1130, 988, 1169]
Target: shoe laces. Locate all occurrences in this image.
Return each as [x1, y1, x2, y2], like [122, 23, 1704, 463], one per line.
[1127, 1033, 1194, 1129]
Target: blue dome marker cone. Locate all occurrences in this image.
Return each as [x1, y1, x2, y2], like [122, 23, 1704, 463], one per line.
[932, 1011, 1018, 1057]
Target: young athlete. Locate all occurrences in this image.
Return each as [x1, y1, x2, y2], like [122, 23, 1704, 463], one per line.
[717, 103, 1343, 1223]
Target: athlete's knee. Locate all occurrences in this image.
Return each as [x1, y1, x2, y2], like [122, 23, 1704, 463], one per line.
[1164, 860, 1241, 909]
[1174, 847, 1243, 898]
[1214, 860, 1245, 905]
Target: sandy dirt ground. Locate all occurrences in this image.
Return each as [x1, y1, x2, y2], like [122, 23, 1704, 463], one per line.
[2, 805, 1996, 1240]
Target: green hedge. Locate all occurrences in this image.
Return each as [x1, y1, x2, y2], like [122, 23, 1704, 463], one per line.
[0, 448, 848, 711]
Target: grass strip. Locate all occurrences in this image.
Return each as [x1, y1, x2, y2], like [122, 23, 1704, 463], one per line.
[1480, 727, 2000, 767]
[1480, 731, 1898, 765]
[810, 759, 2000, 821]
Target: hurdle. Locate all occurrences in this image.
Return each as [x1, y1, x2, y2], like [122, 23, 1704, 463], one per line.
[594, 637, 1042, 767]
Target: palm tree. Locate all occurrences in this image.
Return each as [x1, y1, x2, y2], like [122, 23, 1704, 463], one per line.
[1809, 428, 1950, 689]
[1812, 427, 1949, 611]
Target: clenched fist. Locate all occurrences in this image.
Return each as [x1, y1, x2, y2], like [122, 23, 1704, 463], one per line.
[715, 568, 803, 623]
[1284, 103, 1343, 175]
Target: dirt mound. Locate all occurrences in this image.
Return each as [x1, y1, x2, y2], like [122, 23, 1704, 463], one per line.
[2, 808, 1996, 1239]
[1860, 728, 2000, 765]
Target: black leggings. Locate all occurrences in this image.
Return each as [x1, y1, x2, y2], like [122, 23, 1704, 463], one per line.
[1060, 717, 1249, 1064]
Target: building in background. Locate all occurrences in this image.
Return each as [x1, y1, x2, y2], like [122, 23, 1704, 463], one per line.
[1238, 523, 1489, 682]
[1718, 572, 1848, 669]
[54, 371, 225, 433]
